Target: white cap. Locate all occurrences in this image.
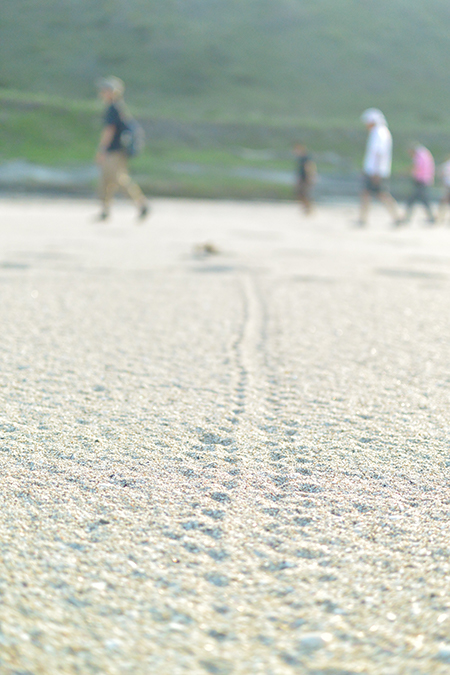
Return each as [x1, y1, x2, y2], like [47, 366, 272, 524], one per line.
[97, 76, 125, 97]
[361, 108, 387, 126]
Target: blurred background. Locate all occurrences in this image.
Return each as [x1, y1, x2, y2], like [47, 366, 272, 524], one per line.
[1, 0, 450, 201]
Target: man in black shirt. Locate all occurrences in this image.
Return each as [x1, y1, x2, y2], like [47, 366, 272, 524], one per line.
[96, 77, 148, 221]
[294, 143, 316, 215]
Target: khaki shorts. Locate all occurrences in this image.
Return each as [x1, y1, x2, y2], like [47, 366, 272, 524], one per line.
[100, 150, 144, 207]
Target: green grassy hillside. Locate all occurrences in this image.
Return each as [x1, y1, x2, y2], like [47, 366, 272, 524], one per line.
[2, 0, 450, 127]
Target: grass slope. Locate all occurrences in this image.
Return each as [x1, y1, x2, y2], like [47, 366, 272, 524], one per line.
[2, 0, 450, 127]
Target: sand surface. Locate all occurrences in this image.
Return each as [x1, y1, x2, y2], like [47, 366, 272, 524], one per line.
[1, 198, 450, 674]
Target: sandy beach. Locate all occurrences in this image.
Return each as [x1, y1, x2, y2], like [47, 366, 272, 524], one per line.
[1, 197, 450, 674]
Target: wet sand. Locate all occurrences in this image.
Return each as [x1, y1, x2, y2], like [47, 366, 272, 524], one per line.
[1, 198, 450, 674]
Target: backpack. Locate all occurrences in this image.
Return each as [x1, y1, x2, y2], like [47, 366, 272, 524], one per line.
[120, 119, 145, 158]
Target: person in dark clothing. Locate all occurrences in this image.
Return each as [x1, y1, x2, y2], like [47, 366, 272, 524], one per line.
[401, 144, 435, 224]
[95, 76, 148, 222]
[294, 143, 316, 214]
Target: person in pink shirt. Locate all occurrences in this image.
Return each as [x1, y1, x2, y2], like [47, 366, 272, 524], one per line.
[402, 143, 435, 224]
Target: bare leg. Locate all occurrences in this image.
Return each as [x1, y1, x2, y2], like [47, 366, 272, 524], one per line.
[99, 156, 119, 218]
[116, 155, 147, 210]
[359, 190, 371, 224]
[301, 195, 313, 215]
[297, 183, 313, 215]
[378, 191, 399, 223]
[118, 173, 146, 208]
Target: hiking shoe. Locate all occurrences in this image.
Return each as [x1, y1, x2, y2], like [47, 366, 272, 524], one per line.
[93, 211, 109, 222]
[138, 204, 150, 222]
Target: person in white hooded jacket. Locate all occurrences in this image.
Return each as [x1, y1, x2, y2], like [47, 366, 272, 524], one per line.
[358, 108, 400, 226]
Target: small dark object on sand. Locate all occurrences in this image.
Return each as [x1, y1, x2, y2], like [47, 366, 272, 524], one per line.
[193, 242, 220, 257]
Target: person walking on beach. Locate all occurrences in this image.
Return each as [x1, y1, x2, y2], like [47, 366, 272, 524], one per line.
[358, 108, 399, 226]
[294, 143, 316, 214]
[95, 76, 148, 222]
[438, 155, 450, 223]
[402, 143, 435, 224]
